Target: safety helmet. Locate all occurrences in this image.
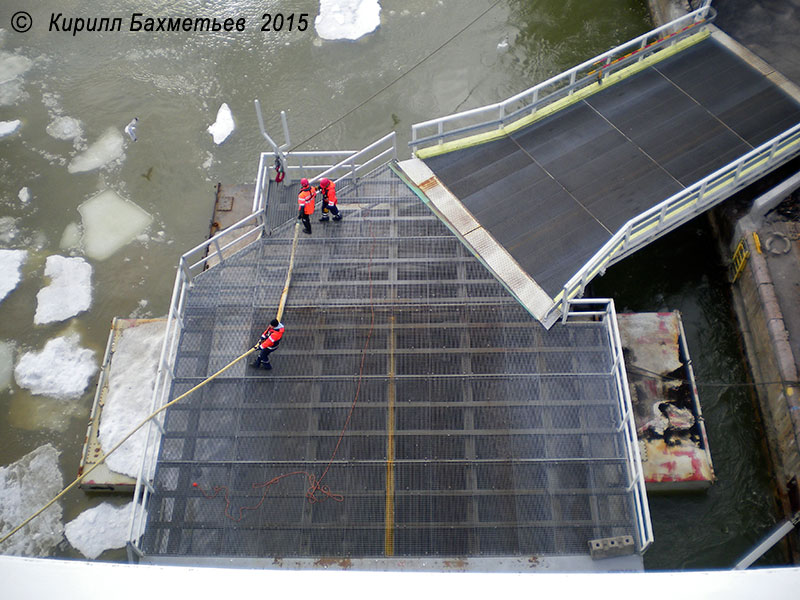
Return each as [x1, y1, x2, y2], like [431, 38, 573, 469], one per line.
[320, 177, 330, 188]
[300, 177, 309, 187]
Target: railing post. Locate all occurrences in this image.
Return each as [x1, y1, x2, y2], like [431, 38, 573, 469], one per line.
[213, 238, 223, 263]
[560, 286, 570, 323]
[437, 121, 444, 146]
[179, 256, 190, 282]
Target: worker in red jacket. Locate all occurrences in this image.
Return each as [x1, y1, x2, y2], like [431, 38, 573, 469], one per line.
[251, 319, 285, 370]
[318, 177, 341, 222]
[297, 178, 316, 234]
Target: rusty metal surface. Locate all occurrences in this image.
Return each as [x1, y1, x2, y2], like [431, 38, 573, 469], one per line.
[618, 312, 715, 490]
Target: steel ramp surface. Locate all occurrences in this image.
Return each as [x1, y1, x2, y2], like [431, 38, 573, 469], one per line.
[420, 36, 800, 308]
[140, 166, 643, 566]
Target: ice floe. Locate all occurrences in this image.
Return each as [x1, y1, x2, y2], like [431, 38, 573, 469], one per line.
[100, 320, 166, 478]
[34, 255, 92, 325]
[0, 119, 21, 137]
[14, 334, 97, 399]
[207, 103, 234, 144]
[0, 444, 64, 557]
[316, 0, 381, 40]
[0, 79, 25, 106]
[78, 189, 152, 260]
[67, 127, 125, 173]
[0, 340, 13, 389]
[59, 222, 82, 251]
[0, 51, 33, 84]
[0, 217, 18, 244]
[17, 187, 30, 203]
[0, 249, 26, 303]
[65, 502, 133, 559]
[46, 116, 83, 141]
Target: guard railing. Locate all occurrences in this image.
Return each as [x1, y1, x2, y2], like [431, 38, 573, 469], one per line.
[253, 131, 398, 213]
[562, 298, 653, 553]
[545, 120, 800, 328]
[410, 3, 715, 154]
[127, 131, 398, 560]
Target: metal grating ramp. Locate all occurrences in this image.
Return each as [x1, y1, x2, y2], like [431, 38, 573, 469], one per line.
[140, 165, 641, 566]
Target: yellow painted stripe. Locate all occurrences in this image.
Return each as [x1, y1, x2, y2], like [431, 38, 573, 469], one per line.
[416, 30, 711, 160]
[384, 315, 396, 556]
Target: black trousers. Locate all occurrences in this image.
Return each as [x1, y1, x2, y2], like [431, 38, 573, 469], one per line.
[255, 346, 276, 367]
[300, 212, 311, 233]
[321, 201, 340, 217]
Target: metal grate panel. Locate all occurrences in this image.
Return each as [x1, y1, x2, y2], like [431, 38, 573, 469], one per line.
[141, 165, 639, 561]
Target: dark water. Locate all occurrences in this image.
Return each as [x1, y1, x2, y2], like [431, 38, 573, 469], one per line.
[588, 214, 791, 570]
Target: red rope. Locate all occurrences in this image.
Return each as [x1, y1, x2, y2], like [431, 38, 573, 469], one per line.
[196, 209, 377, 521]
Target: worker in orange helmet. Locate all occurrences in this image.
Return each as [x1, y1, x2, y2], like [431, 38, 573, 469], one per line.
[297, 177, 316, 235]
[318, 177, 342, 222]
[251, 319, 285, 370]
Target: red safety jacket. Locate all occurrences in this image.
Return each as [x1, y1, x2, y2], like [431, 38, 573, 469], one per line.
[298, 187, 316, 215]
[319, 180, 337, 206]
[260, 322, 285, 349]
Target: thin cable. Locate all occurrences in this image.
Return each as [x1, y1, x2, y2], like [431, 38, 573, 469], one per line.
[627, 364, 788, 388]
[307, 209, 377, 501]
[199, 207, 378, 520]
[291, 0, 505, 150]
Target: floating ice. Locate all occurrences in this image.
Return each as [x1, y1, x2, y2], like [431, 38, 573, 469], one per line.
[34, 255, 92, 325]
[59, 222, 82, 251]
[0, 341, 13, 389]
[0, 79, 25, 106]
[46, 116, 82, 141]
[0, 119, 21, 137]
[0, 217, 18, 244]
[65, 502, 133, 559]
[0, 249, 26, 303]
[207, 103, 234, 145]
[0, 51, 33, 84]
[17, 187, 30, 203]
[67, 127, 124, 173]
[315, 0, 381, 40]
[0, 444, 64, 557]
[78, 189, 153, 261]
[100, 320, 166, 478]
[14, 334, 97, 399]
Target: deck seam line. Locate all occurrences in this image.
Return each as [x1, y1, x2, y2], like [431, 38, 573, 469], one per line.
[652, 64, 753, 150]
[582, 95, 684, 192]
[507, 121, 614, 236]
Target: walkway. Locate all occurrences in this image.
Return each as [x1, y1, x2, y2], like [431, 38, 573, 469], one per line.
[137, 166, 647, 569]
[401, 31, 800, 326]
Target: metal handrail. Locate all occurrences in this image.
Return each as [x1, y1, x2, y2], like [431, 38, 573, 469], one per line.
[252, 131, 398, 214]
[127, 132, 398, 560]
[410, 3, 715, 153]
[547, 120, 800, 327]
[562, 298, 653, 552]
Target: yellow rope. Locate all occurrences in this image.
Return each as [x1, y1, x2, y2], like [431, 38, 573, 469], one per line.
[0, 346, 257, 547]
[0, 220, 304, 547]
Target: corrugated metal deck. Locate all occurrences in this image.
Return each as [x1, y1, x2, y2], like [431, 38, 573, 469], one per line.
[140, 166, 643, 568]
[421, 36, 800, 300]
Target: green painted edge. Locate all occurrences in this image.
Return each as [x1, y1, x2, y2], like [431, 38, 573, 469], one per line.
[416, 29, 711, 160]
